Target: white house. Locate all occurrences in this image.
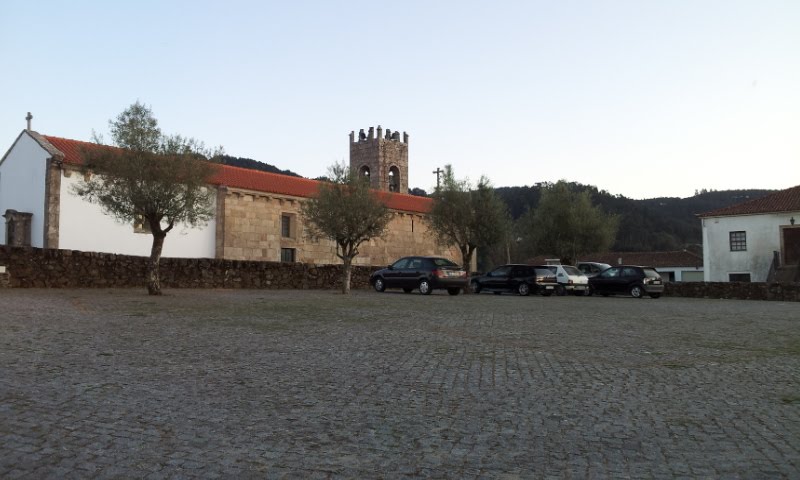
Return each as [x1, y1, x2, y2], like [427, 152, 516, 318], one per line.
[699, 186, 800, 282]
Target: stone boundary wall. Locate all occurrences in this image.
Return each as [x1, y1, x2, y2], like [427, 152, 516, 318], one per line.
[665, 281, 800, 302]
[0, 246, 374, 290]
[2, 245, 798, 300]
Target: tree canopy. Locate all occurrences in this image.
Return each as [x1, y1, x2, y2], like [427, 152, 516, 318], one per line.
[300, 162, 393, 294]
[516, 180, 618, 264]
[427, 165, 510, 277]
[75, 101, 220, 295]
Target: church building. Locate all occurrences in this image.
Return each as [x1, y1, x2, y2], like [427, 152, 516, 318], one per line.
[0, 121, 463, 268]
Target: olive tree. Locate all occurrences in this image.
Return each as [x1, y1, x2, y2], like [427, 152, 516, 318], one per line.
[300, 162, 393, 294]
[427, 165, 510, 278]
[74, 101, 220, 295]
[518, 180, 618, 264]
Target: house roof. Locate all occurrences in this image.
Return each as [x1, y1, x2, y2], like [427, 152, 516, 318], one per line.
[698, 185, 800, 218]
[527, 250, 703, 268]
[36, 133, 432, 214]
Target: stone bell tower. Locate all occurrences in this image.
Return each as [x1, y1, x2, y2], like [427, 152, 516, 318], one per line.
[349, 126, 409, 193]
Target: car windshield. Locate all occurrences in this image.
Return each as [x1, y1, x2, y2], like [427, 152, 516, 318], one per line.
[563, 266, 582, 275]
[431, 258, 458, 267]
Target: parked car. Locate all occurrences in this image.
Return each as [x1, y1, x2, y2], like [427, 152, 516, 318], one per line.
[539, 264, 590, 296]
[370, 256, 468, 295]
[576, 261, 612, 278]
[471, 264, 558, 296]
[588, 265, 664, 298]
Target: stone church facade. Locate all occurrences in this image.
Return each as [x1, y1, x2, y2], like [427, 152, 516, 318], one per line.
[0, 126, 463, 268]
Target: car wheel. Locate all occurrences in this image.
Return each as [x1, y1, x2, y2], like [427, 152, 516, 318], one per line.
[630, 285, 644, 298]
[517, 283, 530, 296]
[472, 281, 482, 294]
[373, 278, 386, 292]
[587, 286, 594, 297]
[402, 287, 413, 293]
[555, 285, 566, 296]
[447, 288, 461, 296]
[419, 279, 432, 295]
[649, 293, 661, 299]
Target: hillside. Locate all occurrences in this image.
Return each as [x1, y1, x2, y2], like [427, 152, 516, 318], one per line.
[495, 184, 774, 252]
[215, 155, 302, 177]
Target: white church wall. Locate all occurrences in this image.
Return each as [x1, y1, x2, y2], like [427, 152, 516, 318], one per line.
[0, 134, 48, 247]
[58, 172, 217, 258]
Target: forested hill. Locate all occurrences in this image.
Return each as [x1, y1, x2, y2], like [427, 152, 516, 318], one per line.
[215, 155, 302, 177]
[495, 184, 774, 252]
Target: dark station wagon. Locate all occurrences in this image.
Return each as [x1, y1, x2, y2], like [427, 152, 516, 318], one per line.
[588, 265, 664, 298]
[471, 264, 558, 296]
[370, 256, 468, 295]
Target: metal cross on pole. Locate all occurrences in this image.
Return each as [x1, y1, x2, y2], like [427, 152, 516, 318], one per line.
[432, 167, 443, 189]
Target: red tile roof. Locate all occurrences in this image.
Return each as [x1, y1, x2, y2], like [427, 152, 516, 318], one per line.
[698, 185, 800, 217]
[43, 135, 113, 163]
[527, 250, 703, 268]
[39, 134, 432, 214]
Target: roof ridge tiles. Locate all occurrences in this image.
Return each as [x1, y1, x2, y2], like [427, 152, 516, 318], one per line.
[39, 133, 432, 214]
[698, 185, 800, 217]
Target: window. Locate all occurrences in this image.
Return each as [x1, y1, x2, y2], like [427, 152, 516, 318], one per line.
[281, 215, 291, 238]
[490, 266, 513, 277]
[601, 267, 621, 278]
[388, 166, 400, 192]
[280, 248, 295, 263]
[133, 214, 151, 234]
[730, 231, 747, 251]
[391, 258, 410, 269]
[729, 273, 751, 282]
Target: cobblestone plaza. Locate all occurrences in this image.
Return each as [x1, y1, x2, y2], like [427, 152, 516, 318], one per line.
[1, 289, 798, 478]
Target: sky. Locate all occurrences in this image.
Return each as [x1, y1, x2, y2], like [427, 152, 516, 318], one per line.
[1, 1, 798, 199]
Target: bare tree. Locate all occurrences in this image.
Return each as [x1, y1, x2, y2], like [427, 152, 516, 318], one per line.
[427, 165, 510, 280]
[300, 162, 393, 294]
[74, 101, 220, 295]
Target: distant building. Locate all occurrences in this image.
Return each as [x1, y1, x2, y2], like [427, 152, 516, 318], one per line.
[698, 186, 800, 282]
[0, 126, 464, 267]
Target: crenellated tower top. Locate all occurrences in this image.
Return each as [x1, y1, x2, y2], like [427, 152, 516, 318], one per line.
[349, 125, 409, 193]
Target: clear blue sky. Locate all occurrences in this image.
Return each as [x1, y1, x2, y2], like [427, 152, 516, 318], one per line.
[2, 1, 798, 199]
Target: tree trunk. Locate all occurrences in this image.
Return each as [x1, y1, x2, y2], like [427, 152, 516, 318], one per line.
[147, 233, 166, 295]
[462, 246, 475, 294]
[341, 256, 352, 294]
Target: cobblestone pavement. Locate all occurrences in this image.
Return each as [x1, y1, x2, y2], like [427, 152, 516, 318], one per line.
[1, 288, 799, 479]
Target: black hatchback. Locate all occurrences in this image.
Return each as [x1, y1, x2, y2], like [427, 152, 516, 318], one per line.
[370, 256, 468, 295]
[471, 264, 558, 296]
[588, 265, 664, 298]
